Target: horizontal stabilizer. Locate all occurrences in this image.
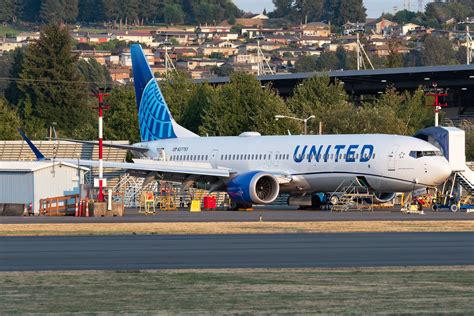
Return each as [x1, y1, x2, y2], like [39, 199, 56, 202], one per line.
[18, 129, 46, 161]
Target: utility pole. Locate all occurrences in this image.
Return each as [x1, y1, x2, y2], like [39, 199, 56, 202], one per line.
[356, 33, 374, 70]
[256, 35, 274, 76]
[94, 90, 110, 202]
[162, 39, 176, 75]
[467, 25, 472, 65]
[425, 83, 448, 127]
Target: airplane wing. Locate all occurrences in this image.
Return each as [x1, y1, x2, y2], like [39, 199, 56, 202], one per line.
[58, 158, 231, 178]
[19, 129, 229, 180]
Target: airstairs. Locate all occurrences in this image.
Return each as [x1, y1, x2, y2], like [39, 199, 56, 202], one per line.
[415, 126, 474, 199]
[329, 179, 374, 212]
[455, 168, 474, 195]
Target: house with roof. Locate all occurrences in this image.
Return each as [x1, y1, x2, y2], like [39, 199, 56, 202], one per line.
[109, 67, 130, 84]
[264, 34, 299, 45]
[240, 27, 285, 38]
[365, 18, 398, 35]
[243, 41, 282, 52]
[176, 58, 226, 71]
[113, 30, 155, 45]
[343, 22, 365, 35]
[156, 31, 197, 45]
[198, 41, 239, 57]
[120, 48, 154, 67]
[0, 37, 27, 52]
[295, 22, 331, 37]
[299, 35, 331, 47]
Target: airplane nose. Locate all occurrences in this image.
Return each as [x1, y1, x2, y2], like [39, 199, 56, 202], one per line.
[434, 159, 452, 185]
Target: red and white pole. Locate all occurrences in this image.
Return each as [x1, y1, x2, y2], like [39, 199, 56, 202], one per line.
[98, 98, 104, 202]
[95, 92, 109, 202]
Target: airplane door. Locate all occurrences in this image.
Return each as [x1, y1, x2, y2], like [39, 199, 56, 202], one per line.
[211, 149, 219, 168]
[274, 151, 280, 167]
[266, 151, 273, 167]
[387, 145, 398, 171]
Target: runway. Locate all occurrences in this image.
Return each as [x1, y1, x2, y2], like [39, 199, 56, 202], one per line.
[1, 232, 473, 271]
[1, 208, 473, 224]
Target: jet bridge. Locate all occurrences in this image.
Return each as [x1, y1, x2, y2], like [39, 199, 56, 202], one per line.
[414, 126, 474, 195]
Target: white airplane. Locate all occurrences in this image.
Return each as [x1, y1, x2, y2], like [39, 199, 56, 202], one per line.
[21, 44, 452, 208]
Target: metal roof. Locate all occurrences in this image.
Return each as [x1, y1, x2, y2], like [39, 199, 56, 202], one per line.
[195, 64, 474, 105]
[196, 64, 474, 84]
[0, 161, 89, 173]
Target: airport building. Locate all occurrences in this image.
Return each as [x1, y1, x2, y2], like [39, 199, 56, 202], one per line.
[0, 161, 88, 215]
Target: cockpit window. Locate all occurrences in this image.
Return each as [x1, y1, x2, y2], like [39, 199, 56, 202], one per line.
[409, 150, 443, 158]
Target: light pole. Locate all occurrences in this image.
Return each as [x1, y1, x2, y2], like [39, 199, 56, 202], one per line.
[76, 153, 81, 199]
[275, 115, 316, 135]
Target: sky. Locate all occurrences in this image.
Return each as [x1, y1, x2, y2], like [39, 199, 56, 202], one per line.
[234, 0, 421, 18]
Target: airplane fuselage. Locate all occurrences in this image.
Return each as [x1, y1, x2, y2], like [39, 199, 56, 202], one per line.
[135, 133, 451, 194]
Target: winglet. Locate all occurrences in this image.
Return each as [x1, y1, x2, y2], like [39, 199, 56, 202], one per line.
[17, 129, 46, 161]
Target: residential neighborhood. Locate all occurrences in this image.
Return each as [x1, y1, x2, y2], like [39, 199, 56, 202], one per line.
[2, 11, 473, 83]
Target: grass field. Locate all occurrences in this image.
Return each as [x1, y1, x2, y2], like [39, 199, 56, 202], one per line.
[1, 220, 473, 236]
[1, 267, 473, 314]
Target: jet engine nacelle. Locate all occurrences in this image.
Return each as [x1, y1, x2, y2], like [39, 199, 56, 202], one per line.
[226, 171, 280, 205]
[373, 192, 397, 204]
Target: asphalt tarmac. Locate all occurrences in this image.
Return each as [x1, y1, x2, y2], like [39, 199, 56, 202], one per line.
[1, 232, 473, 271]
[1, 207, 473, 224]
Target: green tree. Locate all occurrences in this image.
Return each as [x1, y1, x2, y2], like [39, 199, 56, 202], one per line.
[104, 85, 140, 143]
[5, 47, 25, 106]
[270, 0, 293, 19]
[294, 55, 318, 72]
[392, 9, 417, 24]
[160, 71, 196, 124]
[138, 0, 159, 24]
[17, 23, 95, 138]
[78, 0, 105, 22]
[0, 50, 16, 94]
[40, 0, 63, 23]
[0, 98, 21, 140]
[421, 36, 457, 66]
[21, 0, 42, 22]
[0, 0, 15, 22]
[316, 51, 339, 71]
[200, 72, 300, 136]
[293, 0, 324, 23]
[367, 87, 432, 135]
[164, 3, 185, 24]
[77, 58, 112, 91]
[39, 0, 78, 23]
[287, 76, 353, 134]
[212, 64, 234, 77]
[323, 0, 366, 26]
[386, 37, 404, 68]
[181, 83, 215, 134]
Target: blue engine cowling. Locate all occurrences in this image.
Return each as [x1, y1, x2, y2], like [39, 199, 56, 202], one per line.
[373, 192, 397, 203]
[226, 171, 280, 205]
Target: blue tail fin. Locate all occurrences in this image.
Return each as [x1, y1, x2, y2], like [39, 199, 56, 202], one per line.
[17, 129, 46, 161]
[131, 44, 197, 141]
